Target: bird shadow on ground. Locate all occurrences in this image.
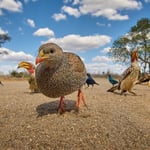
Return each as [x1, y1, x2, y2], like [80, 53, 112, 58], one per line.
[107, 90, 142, 96]
[36, 99, 77, 117]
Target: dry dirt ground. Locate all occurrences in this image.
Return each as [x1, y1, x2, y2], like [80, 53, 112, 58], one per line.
[0, 78, 150, 150]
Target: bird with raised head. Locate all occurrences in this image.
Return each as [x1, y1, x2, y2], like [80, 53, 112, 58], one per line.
[85, 73, 99, 87]
[108, 74, 118, 87]
[107, 49, 140, 95]
[35, 43, 87, 113]
[17, 61, 39, 93]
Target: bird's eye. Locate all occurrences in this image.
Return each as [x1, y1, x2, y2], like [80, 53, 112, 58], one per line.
[50, 49, 54, 53]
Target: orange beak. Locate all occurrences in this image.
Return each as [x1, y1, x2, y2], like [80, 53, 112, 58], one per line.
[36, 57, 43, 65]
[35, 56, 49, 65]
[35, 50, 49, 65]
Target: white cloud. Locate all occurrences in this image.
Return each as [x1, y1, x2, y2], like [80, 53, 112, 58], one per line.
[62, 5, 81, 18]
[86, 54, 127, 74]
[96, 22, 112, 27]
[62, 0, 142, 20]
[96, 22, 105, 27]
[0, 47, 35, 74]
[93, 8, 128, 20]
[101, 47, 111, 53]
[0, 0, 22, 13]
[24, 0, 38, 3]
[52, 13, 67, 21]
[27, 19, 35, 27]
[0, 27, 8, 34]
[45, 34, 111, 52]
[0, 64, 18, 75]
[145, 0, 150, 3]
[0, 47, 34, 62]
[92, 55, 111, 63]
[64, 0, 72, 3]
[85, 62, 126, 75]
[33, 28, 55, 37]
[73, 0, 80, 5]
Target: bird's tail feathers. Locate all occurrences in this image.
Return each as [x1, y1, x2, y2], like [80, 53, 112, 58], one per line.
[95, 82, 99, 85]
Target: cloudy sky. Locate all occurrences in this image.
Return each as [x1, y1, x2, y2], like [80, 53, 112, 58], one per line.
[0, 0, 149, 75]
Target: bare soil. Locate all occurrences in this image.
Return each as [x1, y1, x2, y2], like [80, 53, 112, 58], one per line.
[0, 78, 150, 150]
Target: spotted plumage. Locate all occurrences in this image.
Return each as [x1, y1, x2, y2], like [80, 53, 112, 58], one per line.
[36, 43, 87, 112]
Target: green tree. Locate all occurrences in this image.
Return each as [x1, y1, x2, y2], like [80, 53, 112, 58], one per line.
[0, 33, 11, 47]
[10, 70, 30, 78]
[108, 18, 150, 73]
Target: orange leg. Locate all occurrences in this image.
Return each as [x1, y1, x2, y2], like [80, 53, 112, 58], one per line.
[76, 89, 87, 109]
[57, 96, 65, 113]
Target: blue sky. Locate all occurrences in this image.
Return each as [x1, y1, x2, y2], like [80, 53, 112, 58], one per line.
[0, 0, 150, 75]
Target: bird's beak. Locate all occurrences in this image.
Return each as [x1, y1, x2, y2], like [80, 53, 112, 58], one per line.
[17, 63, 24, 69]
[36, 50, 49, 65]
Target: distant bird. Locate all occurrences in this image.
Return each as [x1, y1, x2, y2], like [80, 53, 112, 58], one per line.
[17, 61, 39, 93]
[107, 49, 140, 95]
[85, 73, 99, 87]
[108, 74, 118, 86]
[35, 43, 87, 113]
[0, 80, 4, 86]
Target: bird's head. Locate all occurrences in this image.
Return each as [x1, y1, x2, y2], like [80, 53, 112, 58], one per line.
[36, 43, 63, 67]
[87, 73, 91, 77]
[131, 49, 138, 62]
[17, 61, 35, 74]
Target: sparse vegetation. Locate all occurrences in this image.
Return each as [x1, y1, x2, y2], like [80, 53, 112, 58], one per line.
[108, 18, 150, 73]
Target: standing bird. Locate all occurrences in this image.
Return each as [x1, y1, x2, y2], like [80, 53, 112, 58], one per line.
[17, 61, 39, 93]
[107, 49, 140, 95]
[85, 73, 99, 87]
[108, 74, 118, 87]
[35, 43, 87, 113]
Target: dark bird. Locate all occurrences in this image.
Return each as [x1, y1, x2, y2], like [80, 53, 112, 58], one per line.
[108, 74, 118, 86]
[0, 80, 4, 86]
[85, 73, 99, 87]
[107, 49, 140, 95]
[35, 43, 87, 113]
[17, 61, 39, 93]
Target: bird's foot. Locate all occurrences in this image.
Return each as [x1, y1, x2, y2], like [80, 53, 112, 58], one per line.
[129, 91, 137, 96]
[76, 89, 88, 110]
[57, 96, 65, 114]
[120, 90, 127, 96]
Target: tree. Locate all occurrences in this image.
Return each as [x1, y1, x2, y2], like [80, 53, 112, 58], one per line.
[10, 70, 30, 78]
[108, 18, 150, 73]
[0, 33, 11, 47]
